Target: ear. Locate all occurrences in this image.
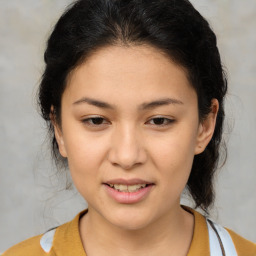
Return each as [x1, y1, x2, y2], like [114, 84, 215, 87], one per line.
[50, 106, 68, 158]
[194, 99, 219, 155]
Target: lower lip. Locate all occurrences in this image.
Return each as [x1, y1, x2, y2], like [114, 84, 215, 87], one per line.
[104, 184, 154, 204]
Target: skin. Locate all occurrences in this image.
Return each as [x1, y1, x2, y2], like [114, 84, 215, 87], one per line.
[53, 45, 219, 256]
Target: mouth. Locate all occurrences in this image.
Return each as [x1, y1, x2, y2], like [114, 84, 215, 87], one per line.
[105, 183, 151, 193]
[103, 179, 155, 204]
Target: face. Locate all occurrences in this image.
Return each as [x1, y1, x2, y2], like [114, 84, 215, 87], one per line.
[54, 45, 217, 230]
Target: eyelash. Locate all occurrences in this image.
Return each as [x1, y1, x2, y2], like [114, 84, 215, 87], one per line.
[81, 116, 175, 128]
[82, 116, 109, 126]
[147, 117, 175, 126]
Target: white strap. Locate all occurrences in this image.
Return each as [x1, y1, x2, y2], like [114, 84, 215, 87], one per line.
[207, 219, 238, 256]
[40, 228, 57, 253]
[207, 220, 223, 255]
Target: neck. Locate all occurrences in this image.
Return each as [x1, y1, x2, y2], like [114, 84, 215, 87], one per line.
[79, 205, 194, 256]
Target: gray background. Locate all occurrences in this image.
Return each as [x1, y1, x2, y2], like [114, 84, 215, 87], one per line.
[0, 0, 255, 252]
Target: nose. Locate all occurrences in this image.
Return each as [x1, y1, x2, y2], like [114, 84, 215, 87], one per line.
[108, 124, 147, 170]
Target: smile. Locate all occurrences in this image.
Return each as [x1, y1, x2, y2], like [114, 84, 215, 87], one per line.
[107, 184, 147, 192]
[103, 179, 154, 204]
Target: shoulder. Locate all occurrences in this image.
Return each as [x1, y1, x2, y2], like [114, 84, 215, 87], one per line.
[2, 227, 59, 256]
[206, 218, 256, 256]
[2, 210, 87, 256]
[184, 206, 256, 256]
[2, 234, 46, 256]
[205, 215, 256, 256]
[226, 228, 256, 256]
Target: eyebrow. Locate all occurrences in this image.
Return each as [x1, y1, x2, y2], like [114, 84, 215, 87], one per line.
[139, 98, 183, 110]
[73, 97, 183, 110]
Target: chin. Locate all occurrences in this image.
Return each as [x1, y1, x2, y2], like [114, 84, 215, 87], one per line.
[106, 208, 155, 231]
[113, 218, 151, 231]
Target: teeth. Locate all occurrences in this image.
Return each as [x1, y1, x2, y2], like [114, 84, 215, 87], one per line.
[115, 184, 128, 191]
[109, 184, 147, 192]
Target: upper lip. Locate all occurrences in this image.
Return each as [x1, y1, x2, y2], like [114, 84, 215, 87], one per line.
[104, 178, 154, 185]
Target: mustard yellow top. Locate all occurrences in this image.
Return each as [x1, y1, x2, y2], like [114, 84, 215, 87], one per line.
[3, 208, 256, 256]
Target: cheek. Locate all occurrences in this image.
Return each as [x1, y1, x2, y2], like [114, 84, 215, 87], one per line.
[62, 127, 109, 182]
[150, 136, 196, 202]
[63, 137, 106, 200]
[151, 128, 197, 165]
[149, 127, 197, 186]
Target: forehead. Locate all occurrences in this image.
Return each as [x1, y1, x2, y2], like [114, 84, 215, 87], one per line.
[64, 45, 196, 107]
[69, 44, 188, 81]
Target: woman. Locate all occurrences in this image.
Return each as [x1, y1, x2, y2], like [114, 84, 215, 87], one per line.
[3, 0, 256, 255]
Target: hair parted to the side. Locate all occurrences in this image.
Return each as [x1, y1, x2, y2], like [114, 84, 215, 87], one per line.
[38, 0, 227, 213]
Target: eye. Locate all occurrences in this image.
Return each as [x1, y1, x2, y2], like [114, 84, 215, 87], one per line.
[147, 117, 175, 126]
[81, 116, 110, 127]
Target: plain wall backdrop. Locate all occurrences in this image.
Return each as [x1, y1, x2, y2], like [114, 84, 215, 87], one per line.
[0, 0, 255, 252]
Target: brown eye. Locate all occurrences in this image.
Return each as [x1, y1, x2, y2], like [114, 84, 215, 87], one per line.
[147, 117, 175, 126]
[152, 118, 165, 125]
[89, 117, 105, 125]
[82, 116, 109, 126]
